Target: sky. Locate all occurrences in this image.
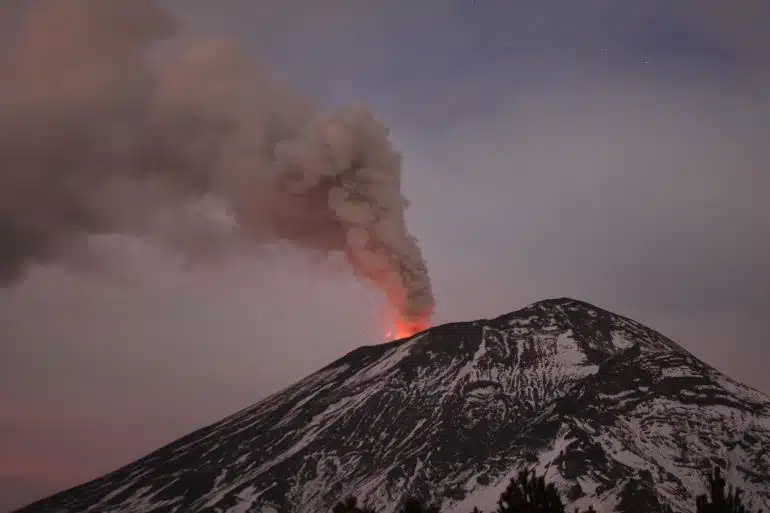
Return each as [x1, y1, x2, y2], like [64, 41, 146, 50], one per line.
[1, 0, 769, 510]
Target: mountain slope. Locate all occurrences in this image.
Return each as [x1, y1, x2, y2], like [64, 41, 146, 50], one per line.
[14, 298, 770, 513]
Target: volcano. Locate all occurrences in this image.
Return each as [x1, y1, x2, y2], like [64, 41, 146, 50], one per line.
[13, 298, 770, 513]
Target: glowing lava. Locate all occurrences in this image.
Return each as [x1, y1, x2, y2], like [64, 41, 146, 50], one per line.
[385, 315, 432, 340]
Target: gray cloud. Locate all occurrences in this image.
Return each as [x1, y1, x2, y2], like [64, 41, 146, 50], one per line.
[2, 1, 770, 511]
[0, 0, 433, 325]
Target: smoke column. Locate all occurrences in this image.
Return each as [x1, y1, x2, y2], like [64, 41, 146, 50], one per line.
[0, 0, 434, 330]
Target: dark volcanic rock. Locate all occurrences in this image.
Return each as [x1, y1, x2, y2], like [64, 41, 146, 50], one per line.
[14, 298, 770, 513]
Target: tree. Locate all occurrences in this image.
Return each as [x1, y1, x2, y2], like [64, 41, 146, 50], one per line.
[696, 467, 763, 513]
[330, 463, 769, 513]
[496, 469, 566, 513]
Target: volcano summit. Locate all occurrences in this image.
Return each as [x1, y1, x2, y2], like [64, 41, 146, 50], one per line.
[14, 298, 770, 513]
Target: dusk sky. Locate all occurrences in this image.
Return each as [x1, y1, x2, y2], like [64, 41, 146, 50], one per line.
[2, 1, 770, 511]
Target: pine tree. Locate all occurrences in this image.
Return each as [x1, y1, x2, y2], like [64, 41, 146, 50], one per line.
[496, 469, 566, 513]
[695, 467, 763, 513]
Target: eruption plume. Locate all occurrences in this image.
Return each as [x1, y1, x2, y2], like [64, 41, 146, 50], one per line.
[0, 0, 434, 328]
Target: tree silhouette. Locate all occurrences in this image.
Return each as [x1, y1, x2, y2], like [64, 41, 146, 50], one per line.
[696, 467, 763, 513]
[496, 469, 566, 513]
[330, 464, 764, 513]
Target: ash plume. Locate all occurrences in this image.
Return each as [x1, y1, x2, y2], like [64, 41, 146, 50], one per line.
[0, 0, 434, 324]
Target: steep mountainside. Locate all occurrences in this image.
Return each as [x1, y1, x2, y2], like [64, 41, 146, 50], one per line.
[15, 298, 770, 513]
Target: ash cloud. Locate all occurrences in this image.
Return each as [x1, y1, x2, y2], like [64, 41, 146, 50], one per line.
[0, 0, 434, 323]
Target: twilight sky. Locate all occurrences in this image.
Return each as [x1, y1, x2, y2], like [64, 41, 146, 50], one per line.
[2, 1, 770, 510]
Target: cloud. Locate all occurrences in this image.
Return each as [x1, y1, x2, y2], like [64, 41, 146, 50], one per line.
[2, 2, 769, 510]
[0, 0, 433, 323]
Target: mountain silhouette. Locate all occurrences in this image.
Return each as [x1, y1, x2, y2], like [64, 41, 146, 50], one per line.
[14, 298, 770, 513]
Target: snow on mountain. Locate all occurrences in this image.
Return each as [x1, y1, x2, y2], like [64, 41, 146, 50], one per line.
[14, 298, 770, 513]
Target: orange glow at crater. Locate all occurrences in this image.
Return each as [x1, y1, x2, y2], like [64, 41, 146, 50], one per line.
[385, 315, 432, 341]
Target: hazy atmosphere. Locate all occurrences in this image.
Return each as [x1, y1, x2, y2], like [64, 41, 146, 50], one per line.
[1, 1, 769, 510]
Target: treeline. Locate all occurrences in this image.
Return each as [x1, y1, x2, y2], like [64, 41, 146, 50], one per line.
[332, 466, 763, 513]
